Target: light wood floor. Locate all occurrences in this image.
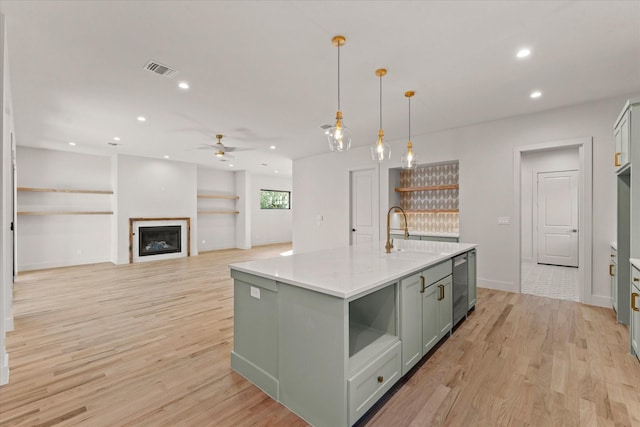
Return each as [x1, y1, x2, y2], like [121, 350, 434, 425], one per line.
[1, 244, 639, 426]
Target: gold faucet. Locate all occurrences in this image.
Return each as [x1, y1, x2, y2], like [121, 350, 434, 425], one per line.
[386, 206, 409, 253]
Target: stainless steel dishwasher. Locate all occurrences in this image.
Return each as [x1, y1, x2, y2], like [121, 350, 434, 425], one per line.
[452, 253, 468, 327]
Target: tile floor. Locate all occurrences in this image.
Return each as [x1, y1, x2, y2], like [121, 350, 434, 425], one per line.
[521, 260, 580, 302]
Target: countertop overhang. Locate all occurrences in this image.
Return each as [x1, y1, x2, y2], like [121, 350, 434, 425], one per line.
[230, 240, 477, 299]
[631, 258, 640, 270]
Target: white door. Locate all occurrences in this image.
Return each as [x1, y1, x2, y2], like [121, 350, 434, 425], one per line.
[350, 169, 377, 246]
[537, 170, 578, 267]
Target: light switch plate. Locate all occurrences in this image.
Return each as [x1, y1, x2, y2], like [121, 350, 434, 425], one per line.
[250, 286, 261, 299]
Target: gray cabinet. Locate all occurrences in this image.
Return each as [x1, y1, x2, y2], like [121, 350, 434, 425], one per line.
[468, 249, 477, 310]
[611, 246, 618, 313]
[632, 266, 639, 361]
[614, 108, 631, 171]
[399, 260, 452, 376]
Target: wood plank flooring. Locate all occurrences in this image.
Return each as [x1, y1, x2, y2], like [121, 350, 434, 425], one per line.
[1, 244, 639, 426]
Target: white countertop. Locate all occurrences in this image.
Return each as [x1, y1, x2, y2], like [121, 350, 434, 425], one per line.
[230, 240, 477, 299]
[389, 228, 460, 238]
[631, 258, 640, 270]
[611, 242, 617, 250]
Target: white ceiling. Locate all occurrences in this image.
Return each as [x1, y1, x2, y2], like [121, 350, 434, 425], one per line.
[2, 1, 639, 177]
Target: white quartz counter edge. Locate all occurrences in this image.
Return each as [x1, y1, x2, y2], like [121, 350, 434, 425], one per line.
[230, 241, 477, 300]
[631, 258, 640, 270]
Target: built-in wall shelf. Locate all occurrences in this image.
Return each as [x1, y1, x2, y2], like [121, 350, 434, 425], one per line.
[18, 211, 114, 216]
[197, 211, 239, 215]
[17, 187, 114, 195]
[394, 184, 458, 193]
[394, 209, 459, 214]
[197, 194, 239, 200]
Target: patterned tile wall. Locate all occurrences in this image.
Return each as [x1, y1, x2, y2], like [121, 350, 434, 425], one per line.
[399, 161, 459, 232]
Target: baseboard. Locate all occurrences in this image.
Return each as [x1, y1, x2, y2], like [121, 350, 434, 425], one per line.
[0, 351, 8, 386]
[588, 294, 611, 308]
[5, 314, 13, 332]
[478, 278, 515, 293]
[18, 256, 111, 272]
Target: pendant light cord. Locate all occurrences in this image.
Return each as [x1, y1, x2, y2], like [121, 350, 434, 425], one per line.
[379, 74, 383, 128]
[337, 43, 341, 111]
[408, 96, 411, 141]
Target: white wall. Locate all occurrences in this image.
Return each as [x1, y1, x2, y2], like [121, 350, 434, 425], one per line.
[520, 148, 579, 261]
[293, 95, 629, 305]
[196, 166, 237, 252]
[115, 154, 197, 264]
[15, 147, 112, 271]
[251, 174, 292, 246]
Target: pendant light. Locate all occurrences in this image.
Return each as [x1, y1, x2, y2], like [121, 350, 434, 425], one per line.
[401, 91, 418, 169]
[371, 68, 391, 162]
[327, 35, 352, 152]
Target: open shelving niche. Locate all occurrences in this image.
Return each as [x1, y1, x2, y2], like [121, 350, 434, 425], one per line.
[17, 187, 114, 215]
[197, 193, 240, 215]
[348, 283, 398, 376]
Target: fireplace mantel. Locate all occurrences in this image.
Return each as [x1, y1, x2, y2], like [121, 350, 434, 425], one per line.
[129, 217, 191, 263]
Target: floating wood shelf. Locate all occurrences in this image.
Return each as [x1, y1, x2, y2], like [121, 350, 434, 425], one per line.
[394, 184, 459, 193]
[394, 209, 459, 214]
[197, 211, 240, 215]
[17, 187, 114, 195]
[18, 211, 114, 216]
[197, 195, 239, 200]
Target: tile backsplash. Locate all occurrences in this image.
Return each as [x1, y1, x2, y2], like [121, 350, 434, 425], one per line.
[398, 161, 459, 233]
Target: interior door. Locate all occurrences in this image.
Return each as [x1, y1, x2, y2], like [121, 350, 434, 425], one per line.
[350, 168, 377, 246]
[537, 170, 578, 267]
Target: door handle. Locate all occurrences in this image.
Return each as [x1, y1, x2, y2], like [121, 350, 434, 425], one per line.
[352, 228, 356, 232]
[420, 276, 426, 293]
[632, 293, 639, 312]
[609, 264, 614, 277]
[615, 152, 621, 167]
[566, 229, 578, 233]
[437, 284, 444, 301]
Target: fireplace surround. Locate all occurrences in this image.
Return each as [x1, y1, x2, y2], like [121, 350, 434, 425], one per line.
[129, 217, 190, 263]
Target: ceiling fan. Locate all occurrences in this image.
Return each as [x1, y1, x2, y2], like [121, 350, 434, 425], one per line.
[193, 134, 252, 160]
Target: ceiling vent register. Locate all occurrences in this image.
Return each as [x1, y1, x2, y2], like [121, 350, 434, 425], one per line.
[144, 61, 178, 77]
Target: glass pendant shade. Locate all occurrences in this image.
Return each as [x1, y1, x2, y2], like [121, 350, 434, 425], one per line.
[371, 129, 391, 161]
[327, 110, 352, 152]
[401, 141, 418, 169]
[401, 90, 418, 169]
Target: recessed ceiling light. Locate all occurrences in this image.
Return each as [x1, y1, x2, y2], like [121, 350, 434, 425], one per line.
[68, 141, 76, 146]
[163, 155, 170, 159]
[178, 82, 189, 89]
[516, 48, 531, 58]
[229, 164, 234, 167]
[530, 90, 542, 99]
[270, 145, 276, 150]
[113, 136, 120, 141]
[274, 170, 279, 174]
[137, 116, 146, 122]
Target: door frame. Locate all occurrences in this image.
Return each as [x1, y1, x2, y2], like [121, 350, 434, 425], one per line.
[513, 137, 592, 304]
[349, 166, 380, 246]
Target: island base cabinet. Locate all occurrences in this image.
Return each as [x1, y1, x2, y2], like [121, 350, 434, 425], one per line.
[468, 250, 477, 310]
[611, 247, 618, 313]
[632, 267, 640, 361]
[348, 341, 401, 425]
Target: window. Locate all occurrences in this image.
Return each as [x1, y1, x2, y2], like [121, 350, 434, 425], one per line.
[260, 189, 291, 209]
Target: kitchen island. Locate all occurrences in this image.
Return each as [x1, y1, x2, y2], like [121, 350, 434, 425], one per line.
[229, 239, 477, 427]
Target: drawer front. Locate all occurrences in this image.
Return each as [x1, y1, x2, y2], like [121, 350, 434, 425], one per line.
[348, 341, 401, 425]
[422, 260, 452, 286]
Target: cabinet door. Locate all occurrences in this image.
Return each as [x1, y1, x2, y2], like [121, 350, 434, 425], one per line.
[615, 110, 630, 170]
[468, 250, 477, 310]
[400, 272, 423, 375]
[438, 277, 453, 338]
[422, 282, 439, 356]
[632, 274, 640, 361]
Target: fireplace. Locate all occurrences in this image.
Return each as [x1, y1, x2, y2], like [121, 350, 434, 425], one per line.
[130, 217, 190, 263]
[139, 226, 181, 257]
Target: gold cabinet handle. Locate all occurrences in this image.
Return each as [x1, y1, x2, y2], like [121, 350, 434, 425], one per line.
[437, 284, 444, 301]
[634, 277, 639, 282]
[377, 376, 384, 383]
[632, 293, 639, 312]
[609, 264, 615, 276]
[420, 276, 426, 293]
[615, 152, 621, 167]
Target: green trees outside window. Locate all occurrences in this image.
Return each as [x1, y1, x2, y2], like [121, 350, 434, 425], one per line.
[260, 190, 290, 209]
